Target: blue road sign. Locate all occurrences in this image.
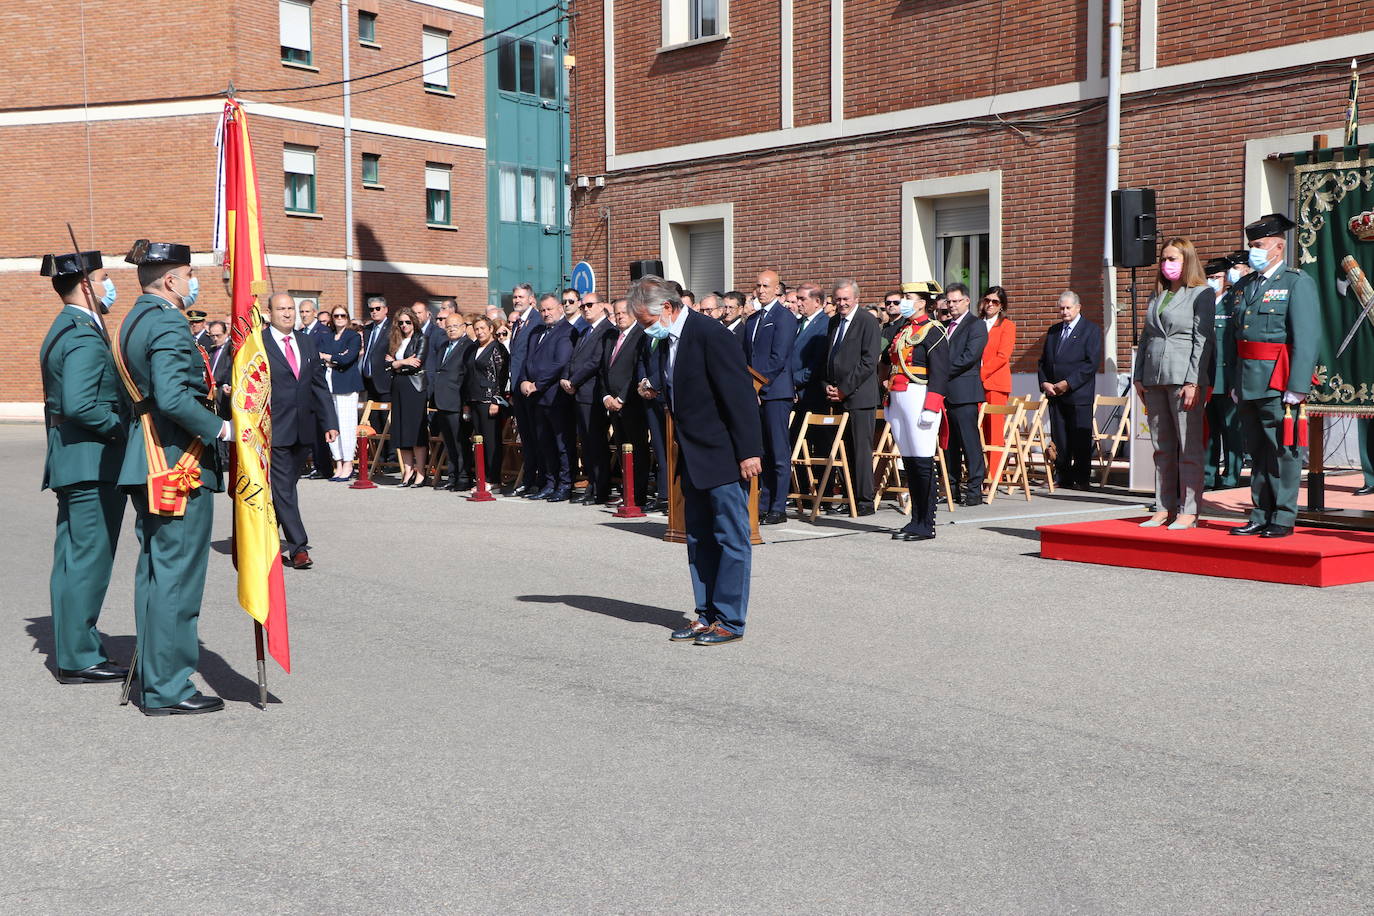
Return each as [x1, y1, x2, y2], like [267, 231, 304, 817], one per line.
[571, 261, 596, 296]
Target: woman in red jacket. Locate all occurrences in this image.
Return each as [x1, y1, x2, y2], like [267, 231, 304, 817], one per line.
[978, 286, 1016, 458]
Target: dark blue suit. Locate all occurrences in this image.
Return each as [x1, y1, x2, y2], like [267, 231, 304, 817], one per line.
[360, 317, 391, 399]
[319, 329, 364, 395]
[943, 312, 989, 502]
[265, 330, 338, 554]
[1037, 317, 1103, 486]
[637, 337, 671, 500]
[660, 310, 764, 635]
[743, 301, 799, 514]
[506, 310, 541, 489]
[567, 316, 617, 500]
[521, 320, 575, 492]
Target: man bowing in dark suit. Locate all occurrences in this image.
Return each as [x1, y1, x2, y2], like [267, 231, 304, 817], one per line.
[1038, 290, 1103, 489]
[824, 280, 882, 516]
[941, 283, 989, 506]
[264, 293, 338, 569]
[631, 276, 762, 646]
[744, 269, 799, 524]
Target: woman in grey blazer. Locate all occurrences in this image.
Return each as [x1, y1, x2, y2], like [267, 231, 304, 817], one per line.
[1134, 237, 1215, 529]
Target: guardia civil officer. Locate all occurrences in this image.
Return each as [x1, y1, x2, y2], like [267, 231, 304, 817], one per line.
[116, 241, 234, 715]
[1226, 214, 1321, 539]
[39, 250, 129, 684]
[1202, 254, 1244, 489]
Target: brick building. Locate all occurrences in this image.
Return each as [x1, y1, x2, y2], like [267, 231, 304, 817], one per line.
[568, 0, 1371, 388]
[0, 0, 488, 411]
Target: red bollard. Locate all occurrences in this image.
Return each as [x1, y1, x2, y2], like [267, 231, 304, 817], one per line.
[614, 443, 646, 518]
[350, 435, 377, 490]
[467, 435, 496, 502]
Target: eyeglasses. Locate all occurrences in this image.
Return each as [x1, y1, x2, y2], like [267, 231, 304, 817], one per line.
[884, 300, 902, 306]
[562, 299, 578, 306]
[497, 331, 510, 338]
[580, 302, 596, 309]
[397, 320, 413, 327]
[369, 306, 386, 313]
[332, 313, 348, 319]
[981, 297, 1001, 305]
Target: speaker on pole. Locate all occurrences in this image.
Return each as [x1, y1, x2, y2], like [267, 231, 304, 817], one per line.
[1111, 189, 1157, 268]
[629, 259, 664, 282]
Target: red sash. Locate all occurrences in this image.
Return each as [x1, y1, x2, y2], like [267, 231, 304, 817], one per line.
[1237, 341, 1289, 392]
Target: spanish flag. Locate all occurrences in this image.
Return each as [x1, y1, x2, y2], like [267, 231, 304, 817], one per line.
[215, 98, 290, 672]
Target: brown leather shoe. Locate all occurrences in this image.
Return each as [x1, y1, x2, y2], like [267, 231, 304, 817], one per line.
[290, 550, 313, 569]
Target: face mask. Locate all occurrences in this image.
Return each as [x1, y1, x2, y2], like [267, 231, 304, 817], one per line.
[98, 278, 117, 313]
[1161, 260, 1182, 282]
[178, 274, 200, 309]
[1248, 246, 1271, 271]
[1207, 277, 1224, 294]
[1226, 267, 1242, 285]
[643, 320, 670, 340]
[897, 301, 916, 318]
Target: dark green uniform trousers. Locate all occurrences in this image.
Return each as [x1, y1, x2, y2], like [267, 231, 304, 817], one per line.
[1204, 395, 1245, 489]
[1238, 395, 1302, 528]
[1359, 418, 1374, 489]
[130, 486, 213, 708]
[51, 483, 125, 671]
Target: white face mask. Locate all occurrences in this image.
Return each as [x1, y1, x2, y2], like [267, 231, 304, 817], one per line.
[1226, 267, 1242, 285]
[1207, 277, 1224, 294]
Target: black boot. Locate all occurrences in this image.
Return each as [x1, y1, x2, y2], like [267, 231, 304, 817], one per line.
[902, 457, 937, 541]
[894, 458, 926, 539]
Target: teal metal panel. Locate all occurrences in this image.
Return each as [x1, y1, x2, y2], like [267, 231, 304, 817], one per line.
[485, 0, 570, 311]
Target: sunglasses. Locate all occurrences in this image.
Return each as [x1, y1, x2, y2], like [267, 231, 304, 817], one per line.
[397, 320, 413, 327]
[370, 307, 386, 313]
[562, 299, 578, 305]
[884, 300, 902, 306]
[497, 331, 510, 338]
[982, 297, 1001, 305]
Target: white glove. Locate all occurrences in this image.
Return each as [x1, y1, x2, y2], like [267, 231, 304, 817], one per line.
[917, 410, 939, 429]
[219, 420, 234, 442]
[1282, 390, 1305, 406]
[1231, 392, 1239, 405]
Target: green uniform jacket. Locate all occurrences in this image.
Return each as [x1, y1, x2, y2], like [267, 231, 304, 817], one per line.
[1210, 287, 1240, 392]
[116, 294, 226, 493]
[41, 305, 127, 490]
[1228, 264, 1321, 401]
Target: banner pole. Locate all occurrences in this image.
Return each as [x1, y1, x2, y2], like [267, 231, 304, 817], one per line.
[253, 620, 268, 709]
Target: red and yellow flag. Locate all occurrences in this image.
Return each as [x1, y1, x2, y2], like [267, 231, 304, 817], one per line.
[216, 98, 290, 672]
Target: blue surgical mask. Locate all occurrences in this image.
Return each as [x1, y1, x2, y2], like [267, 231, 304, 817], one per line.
[1226, 266, 1242, 285]
[176, 274, 200, 309]
[898, 300, 916, 318]
[1206, 277, 1224, 295]
[99, 278, 117, 313]
[643, 320, 670, 340]
[1247, 246, 1271, 271]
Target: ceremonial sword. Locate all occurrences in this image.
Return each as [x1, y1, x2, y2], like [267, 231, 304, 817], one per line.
[1335, 255, 1374, 358]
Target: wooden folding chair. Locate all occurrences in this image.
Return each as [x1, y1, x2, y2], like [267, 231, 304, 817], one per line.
[872, 409, 910, 515]
[979, 401, 1031, 501]
[1092, 395, 1132, 486]
[359, 400, 398, 478]
[787, 411, 856, 521]
[1014, 396, 1057, 493]
[424, 408, 447, 485]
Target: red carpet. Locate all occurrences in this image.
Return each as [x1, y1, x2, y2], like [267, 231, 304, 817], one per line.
[1037, 517, 1374, 587]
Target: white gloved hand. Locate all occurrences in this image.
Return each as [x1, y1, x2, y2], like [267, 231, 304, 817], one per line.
[1231, 392, 1239, 405]
[917, 410, 939, 429]
[219, 420, 234, 442]
[1282, 390, 1305, 406]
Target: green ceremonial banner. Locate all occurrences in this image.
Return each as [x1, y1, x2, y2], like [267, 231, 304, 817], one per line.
[1294, 144, 1374, 417]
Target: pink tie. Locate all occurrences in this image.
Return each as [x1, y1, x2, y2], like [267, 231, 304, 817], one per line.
[611, 331, 627, 363]
[283, 335, 299, 378]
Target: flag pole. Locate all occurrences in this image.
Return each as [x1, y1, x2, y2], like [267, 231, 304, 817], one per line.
[254, 620, 268, 708]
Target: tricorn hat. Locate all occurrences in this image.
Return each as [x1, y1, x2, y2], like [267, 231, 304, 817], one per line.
[900, 280, 943, 298]
[125, 239, 192, 266]
[1203, 257, 1232, 276]
[186, 309, 208, 321]
[1244, 213, 1296, 243]
[629, 259, 664, 282]
[40, 250, 102, 278]
[1226, 249, 1249, 266]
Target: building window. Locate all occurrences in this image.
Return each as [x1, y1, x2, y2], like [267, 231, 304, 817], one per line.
[284, 145, 317, 213]
[288, 290, 322, 310]
[422, 28, 450, 91]
[425, 164, 452, 226]
[498, 39, 517, 92]
[518, 40, 537, 95]
[660, 203, 734, 295]
[539, 170, 558, 226]
[361, 152, 380, 186]
[663, 0, 728, 47]
[498, 37, 557, 98]
[934, 200, 991, 293]
[498, 165, 517, 222]
[358, 10, 377, 45]
[538, 41, 557, 100]
[519, 168, 537, 223]
[280, 0, 313, 66]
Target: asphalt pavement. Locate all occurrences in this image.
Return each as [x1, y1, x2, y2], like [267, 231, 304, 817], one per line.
[3, 423, 1372, 914]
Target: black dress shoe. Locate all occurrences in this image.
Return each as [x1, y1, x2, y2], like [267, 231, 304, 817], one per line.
[142, 692, 225, 717]
[762, 512, 786, 525]
[1261, 524, 1294, 538]
[902, 530, 936, 541]
[444, 481, 460, 492]
[1354, 485, 1374, 496]
[546, 488, 570, 502]
[526, 487, 554, 500]
[1229, 521, 1269, 536]
[670, 621, 710, 642]
[56, 660, 129, 684]
[963, 496, 985, 507]
[508, 484, 529, 497]
[856, 505, 876, 517]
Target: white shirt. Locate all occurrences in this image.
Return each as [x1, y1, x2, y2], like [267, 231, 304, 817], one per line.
[984, 316, 997, 333]
[1060, 316, 1081, 338]
[666, 306, 690, 382]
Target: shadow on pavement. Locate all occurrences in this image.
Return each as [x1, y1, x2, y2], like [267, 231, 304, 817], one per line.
[517, 595, 690, 631]
[24, 616, 281, 705]
[600, 519, 669, 539]
[981, 526, 1045, 542]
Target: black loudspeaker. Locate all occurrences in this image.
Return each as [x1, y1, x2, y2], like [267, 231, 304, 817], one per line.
[629, 259, 664, 281]
[1111, 189, 1157, 268]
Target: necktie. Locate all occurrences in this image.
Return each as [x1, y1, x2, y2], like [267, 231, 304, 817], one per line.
[444, 341, 457, 364]
[283, 335, 299, 378]
[830, 318, 848, 355]
[610, 331, 627, 363]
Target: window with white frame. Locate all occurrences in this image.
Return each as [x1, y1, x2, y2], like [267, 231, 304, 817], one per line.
[498, 165, 517, 222]
[901, 172, 1001, 295]
[934, 199, 991, 293]
[662, 0, 727, 47]
[361, 152, 381, 186]
[280, 0, 313, 66]
[358, 10, 377, 45]
[425, 164, 452, 225]
[538, 170, 557, 226]
[288, 290, 322, 310]
[283, 145, 317, 213]
[422, 28, 450, 91]
[660, 204, 734, 295]
[519, 168, 537, 223]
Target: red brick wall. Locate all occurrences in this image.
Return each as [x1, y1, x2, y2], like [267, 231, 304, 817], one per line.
[1157, 0, 1366, 67]
[791, 0, 830, 127]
